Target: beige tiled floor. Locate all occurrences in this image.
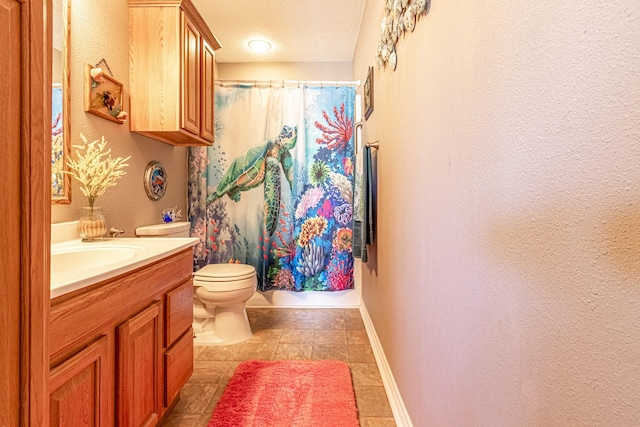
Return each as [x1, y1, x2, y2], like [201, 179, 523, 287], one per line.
[163, 308, 396, 426]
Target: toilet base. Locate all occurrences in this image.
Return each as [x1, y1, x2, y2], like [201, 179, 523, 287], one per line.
[193, 330, 251, 346]
[192, 303, 253, 346]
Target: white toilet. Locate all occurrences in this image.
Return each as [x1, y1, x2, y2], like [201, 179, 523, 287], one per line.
[136, 222, 257, 345]
[191, 263, 257, 345]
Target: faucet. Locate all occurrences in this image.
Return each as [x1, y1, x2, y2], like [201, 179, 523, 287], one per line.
[109, 227, 125, 238]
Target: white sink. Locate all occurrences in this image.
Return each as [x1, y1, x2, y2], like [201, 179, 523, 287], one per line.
[49, 233, 198, 299]
[50, 244, 145, 275]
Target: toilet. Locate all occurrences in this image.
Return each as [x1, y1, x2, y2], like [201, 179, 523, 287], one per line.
[135, 222, 257, 345]
[191, 263, 257, 345]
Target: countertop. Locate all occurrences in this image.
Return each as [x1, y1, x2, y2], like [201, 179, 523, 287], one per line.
[51, 237, 198, 299]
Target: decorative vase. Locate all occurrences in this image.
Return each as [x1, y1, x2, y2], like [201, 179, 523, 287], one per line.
[78, 206, 107, 241]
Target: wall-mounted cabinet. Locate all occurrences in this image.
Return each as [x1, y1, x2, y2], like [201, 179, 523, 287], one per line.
[128, 0, 221, 146]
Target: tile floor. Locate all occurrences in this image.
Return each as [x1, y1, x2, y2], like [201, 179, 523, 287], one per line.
[163, 307, 396, 426]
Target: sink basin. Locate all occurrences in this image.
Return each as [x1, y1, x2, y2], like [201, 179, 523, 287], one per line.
[49, 234, 199, 299]
[51, 244, 145, 275]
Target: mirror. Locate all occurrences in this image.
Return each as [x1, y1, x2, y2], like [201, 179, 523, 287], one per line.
[51, 0, 71, 204]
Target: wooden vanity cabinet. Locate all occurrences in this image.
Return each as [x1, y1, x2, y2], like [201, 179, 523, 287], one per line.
[49, 249, 194, 427]
[128, 0, 221, 146]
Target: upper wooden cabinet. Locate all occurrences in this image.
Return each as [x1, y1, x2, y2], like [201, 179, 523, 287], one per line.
[128, 0, 221, 146]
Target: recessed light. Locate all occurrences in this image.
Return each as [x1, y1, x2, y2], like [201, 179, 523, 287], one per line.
[248, 39, 272, 53]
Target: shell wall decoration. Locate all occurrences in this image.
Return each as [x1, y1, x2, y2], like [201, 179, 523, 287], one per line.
[377, 0, 430, 70]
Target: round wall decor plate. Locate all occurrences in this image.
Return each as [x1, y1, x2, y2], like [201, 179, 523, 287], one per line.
[144, 161, 167, 200]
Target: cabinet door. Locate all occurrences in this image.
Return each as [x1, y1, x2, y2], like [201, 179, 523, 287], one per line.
[165, 278, 193, 347]
[181, 12, 201, 136]
[117, 303, 161, 427]
[50, 336, 110, 427]
[200, 38, 215, 142]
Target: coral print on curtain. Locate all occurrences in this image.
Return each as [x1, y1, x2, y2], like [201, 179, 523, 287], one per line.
[188, 84, 356, 292]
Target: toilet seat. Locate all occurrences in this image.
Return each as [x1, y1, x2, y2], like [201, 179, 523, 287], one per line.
[193, 264, 257, 291]
[195, 263, 256, 281]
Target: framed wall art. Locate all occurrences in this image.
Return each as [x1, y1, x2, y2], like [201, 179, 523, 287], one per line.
[84, 63, 127, 124]
[143, 161, 168, 201]
[364, 66, 374, 120]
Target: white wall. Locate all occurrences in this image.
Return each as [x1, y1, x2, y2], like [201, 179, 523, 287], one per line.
[52, 0, 188, 236]
[354, 0, 640, 425]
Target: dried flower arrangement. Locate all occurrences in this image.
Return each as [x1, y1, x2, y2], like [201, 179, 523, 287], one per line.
[66, 134, 130, 208]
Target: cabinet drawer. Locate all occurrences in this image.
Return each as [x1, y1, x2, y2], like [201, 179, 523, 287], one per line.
[164, 328, 193, 406]
[165, 278, 193, 347]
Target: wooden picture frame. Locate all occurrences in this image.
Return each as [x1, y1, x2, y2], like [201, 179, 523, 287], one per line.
[364, 66, 374, 120]
[84, 63, 125, 124]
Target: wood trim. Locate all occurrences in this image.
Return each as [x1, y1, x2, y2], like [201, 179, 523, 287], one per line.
[132, 129, 213, 146]
[2, 1, 25, 424]
[21, 0, 50, 425]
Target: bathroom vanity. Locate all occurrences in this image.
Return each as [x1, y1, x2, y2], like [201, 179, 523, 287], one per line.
[49, 242, 196, 426]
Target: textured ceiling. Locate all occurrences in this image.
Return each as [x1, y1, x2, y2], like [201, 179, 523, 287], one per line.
[192, 0, 366, 63]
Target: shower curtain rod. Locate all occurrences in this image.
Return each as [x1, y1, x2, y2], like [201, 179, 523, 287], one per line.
[215, 79, 360, 88]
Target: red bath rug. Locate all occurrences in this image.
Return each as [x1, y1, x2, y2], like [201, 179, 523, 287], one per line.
[208, 360, 359, 427]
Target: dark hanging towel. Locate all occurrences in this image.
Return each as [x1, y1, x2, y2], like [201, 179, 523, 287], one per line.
[353, 146, 374, 262]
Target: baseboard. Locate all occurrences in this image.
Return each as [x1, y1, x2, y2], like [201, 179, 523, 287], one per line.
[359, 302, 413, 427]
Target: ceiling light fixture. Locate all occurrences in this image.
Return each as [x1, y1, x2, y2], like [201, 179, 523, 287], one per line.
[248, 39, 272, 53]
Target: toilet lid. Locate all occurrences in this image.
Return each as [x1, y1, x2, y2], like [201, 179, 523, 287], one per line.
[194, 263, 256, 282]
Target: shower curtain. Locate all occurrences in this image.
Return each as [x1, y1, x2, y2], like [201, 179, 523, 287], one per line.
[188, 84, 356, 292]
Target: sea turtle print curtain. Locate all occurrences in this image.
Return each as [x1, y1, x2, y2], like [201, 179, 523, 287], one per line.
[188, 84, 356, 292]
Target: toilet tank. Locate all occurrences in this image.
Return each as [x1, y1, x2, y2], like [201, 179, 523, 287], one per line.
[135, 221, 190, 238]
